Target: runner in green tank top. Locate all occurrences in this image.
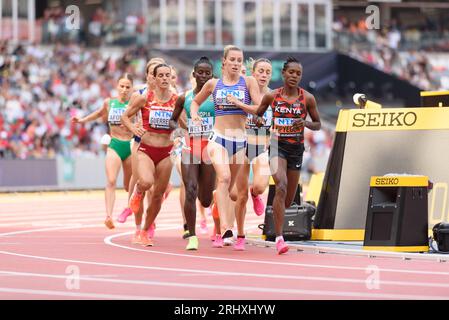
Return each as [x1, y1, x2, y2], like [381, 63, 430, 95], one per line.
[170, 56, 219, 251]
[71, 74, 134, 230]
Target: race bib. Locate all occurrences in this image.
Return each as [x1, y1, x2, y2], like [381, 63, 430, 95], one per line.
[188, 116, 214, 136]
[108, 108, 125, 124]
[149, 107, 173, 130]
[215, 89, 245, 110]
[247, 109, 273, 129]
[273, 117, 302, 137]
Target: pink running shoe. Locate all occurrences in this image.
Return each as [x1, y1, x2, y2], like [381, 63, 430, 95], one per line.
[251, 187, 265, 216]
[276, 239, 289, 255]
[117, 207, 133, 223]
[148, 223, 156, 239]
[212, 235, 224, 248]
[132, 230, 141, 244]
[129, 191, 143, 214]
[140, 230, 154, 247]
[199, 219, 208, 235]
[210, 226, 217, 241]
[234, 237, 245, 251]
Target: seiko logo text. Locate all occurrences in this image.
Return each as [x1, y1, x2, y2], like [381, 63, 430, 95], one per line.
[375, 178, 399, 186]
[352, 112, 417, 128]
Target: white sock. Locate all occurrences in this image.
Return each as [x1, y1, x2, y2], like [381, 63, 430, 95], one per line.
[136, 225, 141, 231]
[276, 236, 284, 243]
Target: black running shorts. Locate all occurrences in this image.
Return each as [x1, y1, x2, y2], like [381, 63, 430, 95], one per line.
[269, 139, 305, 171]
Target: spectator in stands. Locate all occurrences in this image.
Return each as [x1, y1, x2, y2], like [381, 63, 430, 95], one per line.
[0, 41, 188, 159]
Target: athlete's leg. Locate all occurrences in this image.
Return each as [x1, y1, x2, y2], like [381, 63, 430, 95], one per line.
[270, 156, 289, 237]
[130, 152, 155, 215]
[285, 170, 301, 208]
[176, 156, 187, 230]
[235, 161, 250, 237]
[122, 156, 132, 193]
[207, 141, 234, 233]
[181, 160, 200, 237]
[143, 157, 173, 232]
[251, 151, 270, 196]
[104, 148, 122, 228]
[197, 163, 216, 235]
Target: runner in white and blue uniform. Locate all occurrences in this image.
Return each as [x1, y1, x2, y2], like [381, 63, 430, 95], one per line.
[229, 58, 273, 251]
[189, 45, 261, 250]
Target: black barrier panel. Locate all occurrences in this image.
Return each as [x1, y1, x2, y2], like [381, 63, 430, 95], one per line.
[314, 131, 347, 229]
[0, 160, 58, 187]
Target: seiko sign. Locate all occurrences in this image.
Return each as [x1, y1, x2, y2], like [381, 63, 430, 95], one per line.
[375, 177, 399, 186]
[352, 112, 417, 128]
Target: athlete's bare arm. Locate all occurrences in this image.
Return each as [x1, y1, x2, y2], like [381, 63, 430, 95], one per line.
[256, 92, 274, 117]
[170, 93, 187, 130]
[303, 91, 321, 131]
[254, 92, 274, 128]
[191, 79, 216, 123]
[72, 98, 109, 124]
[226, 76, 261, 115]
[121, 95, 146, 137]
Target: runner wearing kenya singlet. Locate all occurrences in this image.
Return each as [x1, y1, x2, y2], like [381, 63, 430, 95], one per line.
[121, 63, 178, 247]
[256, 57, 321, 255]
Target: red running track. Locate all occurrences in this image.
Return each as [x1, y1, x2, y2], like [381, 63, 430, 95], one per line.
[1, 190, 449, 300]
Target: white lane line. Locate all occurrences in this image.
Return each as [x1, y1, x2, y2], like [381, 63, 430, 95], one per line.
[0, 271, 446, 300]
[2, 223, 448, 279]
[2, 265, 449, 291]
[0, 287, 176, 300]
[106, 232, 449, 276]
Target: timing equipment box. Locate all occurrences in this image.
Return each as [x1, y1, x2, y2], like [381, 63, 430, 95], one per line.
[421, 91, 449, 107]
[260, 203, 316, 242]
[363, 175, 429, 252]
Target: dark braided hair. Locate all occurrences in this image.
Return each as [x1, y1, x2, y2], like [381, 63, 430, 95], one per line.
[282, 56, 302, 72]
[194, 56, 213, 71]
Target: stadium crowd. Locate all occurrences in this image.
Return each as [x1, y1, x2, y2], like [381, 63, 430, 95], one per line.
[41, 5, 146, 46]
[0, 41, 157, 160]
[0, 40, 332, 182]
[333, 15, 448, 91]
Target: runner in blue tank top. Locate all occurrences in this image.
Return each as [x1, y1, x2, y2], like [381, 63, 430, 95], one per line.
[189, 45, 261, 249]
[226, 58, 273, 251]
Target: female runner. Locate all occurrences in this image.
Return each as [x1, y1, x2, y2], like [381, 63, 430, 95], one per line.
[72, 74, 134, 229]
[256, 57, 321, 254]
